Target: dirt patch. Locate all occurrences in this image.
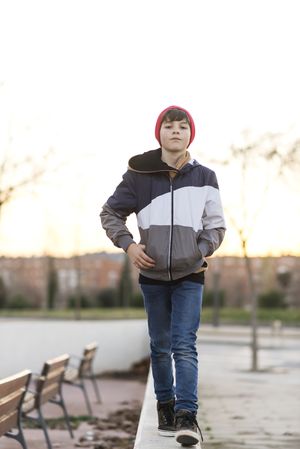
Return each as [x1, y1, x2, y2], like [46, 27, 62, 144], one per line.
[76, 401, 141, 448]
[75, 358, 150, 448]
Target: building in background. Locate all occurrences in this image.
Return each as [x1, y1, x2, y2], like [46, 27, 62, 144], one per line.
[0, 254, 299, 308]
[205, 256, 300, 308]
[0, 252, 126, 308]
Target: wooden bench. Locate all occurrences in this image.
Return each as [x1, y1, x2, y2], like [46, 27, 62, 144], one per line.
[63, 342, 101, 415]
[22, 353, 73, 449]
[0, 369, 31, 449]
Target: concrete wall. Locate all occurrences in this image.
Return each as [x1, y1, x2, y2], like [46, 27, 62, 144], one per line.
[0, 319, 149, 378]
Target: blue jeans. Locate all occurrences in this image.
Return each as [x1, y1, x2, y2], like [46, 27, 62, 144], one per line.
[140, 281, 203, 413]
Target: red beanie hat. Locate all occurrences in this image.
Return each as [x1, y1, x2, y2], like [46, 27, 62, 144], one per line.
[155, 105, 196, 147]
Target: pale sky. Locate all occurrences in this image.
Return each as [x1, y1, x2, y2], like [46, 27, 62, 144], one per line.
[0, 0, 300, 258]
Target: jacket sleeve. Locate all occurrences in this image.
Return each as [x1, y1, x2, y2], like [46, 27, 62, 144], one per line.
[198, 171, 226, 257]
[100, 171, 137, 252]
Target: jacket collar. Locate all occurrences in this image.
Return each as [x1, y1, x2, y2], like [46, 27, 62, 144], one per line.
[128, 148, 198, 174]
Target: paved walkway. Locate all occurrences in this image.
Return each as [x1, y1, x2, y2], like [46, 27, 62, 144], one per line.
[135, 326, 300, 449]
[198, 330, 300, 448]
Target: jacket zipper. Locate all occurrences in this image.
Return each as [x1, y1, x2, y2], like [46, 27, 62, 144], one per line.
[168, 179, 174, 281]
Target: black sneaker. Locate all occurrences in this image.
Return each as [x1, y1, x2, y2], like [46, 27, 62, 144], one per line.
[157, 398, 175, 436]
[175, 410, 204, 446]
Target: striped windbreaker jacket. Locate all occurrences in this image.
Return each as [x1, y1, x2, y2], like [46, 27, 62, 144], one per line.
[100, 148, 226, 282]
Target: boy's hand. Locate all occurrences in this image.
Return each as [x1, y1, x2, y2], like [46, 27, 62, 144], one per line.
[127, 243, 156, 270]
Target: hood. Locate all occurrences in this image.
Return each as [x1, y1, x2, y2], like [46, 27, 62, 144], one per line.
[128, 148, 198, 174]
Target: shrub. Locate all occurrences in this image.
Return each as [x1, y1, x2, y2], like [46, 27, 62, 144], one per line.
[47, 267, 58, 309]
[96, 288, 118, 308]
[8, 294, 32, 309]
[118, 255, 133, 307]
[130, 292, 144, 308]
[202, 289, 225, 308]
[258, 290, 286, 308]
[68, 294, 94, 309]
[0, 277, 7, 309]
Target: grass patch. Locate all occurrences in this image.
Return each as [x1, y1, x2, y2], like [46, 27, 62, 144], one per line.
[202, 307, 300, 326]
[0, 308, 147, 320]
[0, 307, 299, 325]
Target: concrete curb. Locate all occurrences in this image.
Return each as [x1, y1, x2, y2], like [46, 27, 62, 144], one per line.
[134, 369, 201, 449]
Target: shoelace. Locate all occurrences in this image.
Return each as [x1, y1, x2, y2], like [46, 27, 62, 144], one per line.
[176, 413, 204, 442]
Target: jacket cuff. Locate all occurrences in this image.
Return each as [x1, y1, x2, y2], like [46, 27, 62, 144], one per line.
[118, 235, 136, 252]
[198, 240, 210, 258]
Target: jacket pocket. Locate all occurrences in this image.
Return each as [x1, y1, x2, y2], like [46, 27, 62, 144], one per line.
[171, 227, 202, 272]
[139, 226, 170, 273]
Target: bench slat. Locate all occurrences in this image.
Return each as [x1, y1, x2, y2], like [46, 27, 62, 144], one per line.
[43, 354, 69, 375]
[0, 390, 24, 417]
[38, 384, 59, 406]
[0, 370, 31, 398]
[0, 410, 18, 437]
[37, 369, 64, 391]
[84, 342, 98, 352]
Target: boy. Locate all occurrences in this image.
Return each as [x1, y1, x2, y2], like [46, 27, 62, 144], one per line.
[100, 105, 226, 446]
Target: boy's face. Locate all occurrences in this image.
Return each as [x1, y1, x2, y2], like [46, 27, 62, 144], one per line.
[160, 119, 191, 153]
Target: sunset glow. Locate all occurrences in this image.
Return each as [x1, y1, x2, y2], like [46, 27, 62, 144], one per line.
[0, 0, 299, 257]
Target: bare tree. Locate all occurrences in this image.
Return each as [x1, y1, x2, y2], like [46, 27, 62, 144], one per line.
[0, 147, 56, 216]
[219, 131, 300, 371]
[0, 82, 61, 218]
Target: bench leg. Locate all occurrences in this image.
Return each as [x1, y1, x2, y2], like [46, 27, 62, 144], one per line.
[17, 426, 29, 449]
[51, 395, 74, 439]
[5, 427, 28, 449]
[5, 410, 29, 449]
[37, 407, 52, 449]
[91, 373, 102, 403]
[81, 380, 93, 415]
[61, 398, 74, 439]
